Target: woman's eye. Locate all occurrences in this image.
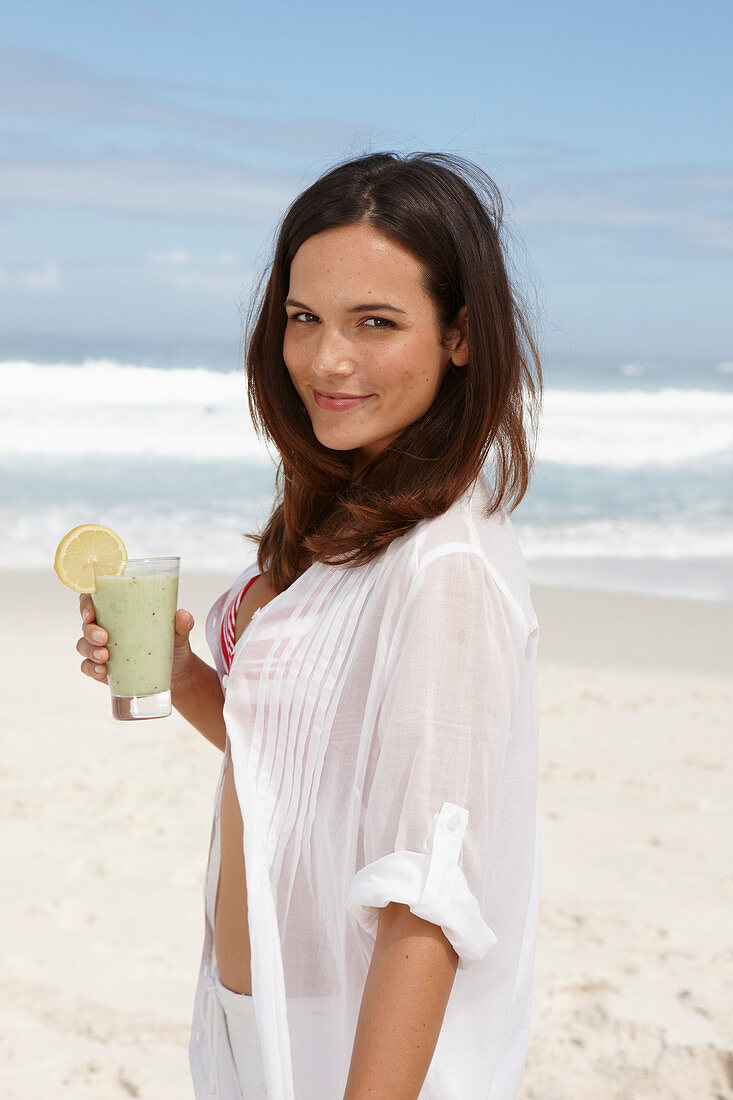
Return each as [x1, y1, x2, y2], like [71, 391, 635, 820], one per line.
[287, 312, 318, 324]
[363, 316, 395, 329]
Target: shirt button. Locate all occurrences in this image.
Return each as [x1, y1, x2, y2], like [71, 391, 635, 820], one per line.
[446, 815, 460, 832]
[222, 674, 229, 690]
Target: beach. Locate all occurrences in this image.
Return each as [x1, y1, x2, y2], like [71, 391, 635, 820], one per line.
[1, 570, 731, 1099]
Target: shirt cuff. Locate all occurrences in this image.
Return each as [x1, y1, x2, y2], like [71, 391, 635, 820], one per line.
[345, 802, 498, 969]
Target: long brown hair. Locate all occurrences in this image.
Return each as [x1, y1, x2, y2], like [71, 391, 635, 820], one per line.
[247, 152, 542, 592]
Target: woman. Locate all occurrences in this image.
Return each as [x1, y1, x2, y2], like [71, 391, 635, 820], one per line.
[78, 151, 542, 1099]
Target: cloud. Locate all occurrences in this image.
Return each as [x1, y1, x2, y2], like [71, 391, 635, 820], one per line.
[0, 45, 362, 152]
[155, 267, 251, 296]
[0, 45, 368, 224]
[145, 248, 249, 294]
[5, 262, 62, 291]
[492, 134, 598, 169]
[0, 150, 295, 221]
[515, 167, 733, 251]
[149, 249, 193, 266]
[147, 248, 243, 270]
[2, 45, 730, 257]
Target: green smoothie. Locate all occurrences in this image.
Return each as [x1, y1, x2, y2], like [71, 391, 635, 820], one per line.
[92, 568, 179, 697]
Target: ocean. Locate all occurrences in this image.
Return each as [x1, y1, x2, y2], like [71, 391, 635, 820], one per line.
[2, 344, 732, 603]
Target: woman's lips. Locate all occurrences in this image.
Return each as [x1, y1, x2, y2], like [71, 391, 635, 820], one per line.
[313, 390, 374, 411]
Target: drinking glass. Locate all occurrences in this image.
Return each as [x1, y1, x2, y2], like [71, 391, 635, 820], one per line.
[91, 556, 180, 720]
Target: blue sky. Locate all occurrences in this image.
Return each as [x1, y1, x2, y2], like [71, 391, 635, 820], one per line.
[2, 0, 732, 376]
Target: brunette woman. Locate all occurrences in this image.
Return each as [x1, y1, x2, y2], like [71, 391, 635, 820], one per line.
[78, 151, 542, 1099]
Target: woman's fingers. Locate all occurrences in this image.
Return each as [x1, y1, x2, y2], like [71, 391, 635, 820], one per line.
[80, 657, 108, 683]
[79, 595, 107, 643]
[76, 631, 109, 667]
[77, 601, 193, 685]
[78, 620, 108, 652]
[175, 608, 194, 638]
[76, 633, 109, 660]
[78, 593, 109, 679]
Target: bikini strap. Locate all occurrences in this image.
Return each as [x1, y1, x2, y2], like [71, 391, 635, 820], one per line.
[220, 574, 260, 673]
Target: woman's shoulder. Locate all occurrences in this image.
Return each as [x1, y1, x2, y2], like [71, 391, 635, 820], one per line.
[381, 474, 536, 632]
[387, 473, 520, 566]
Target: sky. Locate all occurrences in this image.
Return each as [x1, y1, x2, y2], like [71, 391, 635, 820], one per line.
[2, 0, 732, 378]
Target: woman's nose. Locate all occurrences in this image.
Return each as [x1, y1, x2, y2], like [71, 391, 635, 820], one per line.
[311, 327, 355, 376]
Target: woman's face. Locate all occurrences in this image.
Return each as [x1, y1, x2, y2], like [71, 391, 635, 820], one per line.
[283, 223, 467, 472]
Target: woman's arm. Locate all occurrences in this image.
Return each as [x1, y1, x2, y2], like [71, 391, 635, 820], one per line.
[78, 597, 227, 752]
[170, 645, 226, 752]
[343, 902, 459, 1100]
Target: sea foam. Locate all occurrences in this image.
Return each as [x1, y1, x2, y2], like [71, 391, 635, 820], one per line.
[2, 358, 732, 597]
[3, 359, 732, 468]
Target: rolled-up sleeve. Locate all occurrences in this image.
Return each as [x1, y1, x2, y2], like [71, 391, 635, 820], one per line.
[346, 801, 498, 966]
[345, 549, 529, 970]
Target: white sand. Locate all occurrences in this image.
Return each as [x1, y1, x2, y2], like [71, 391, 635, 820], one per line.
[1, 571, 731, 1099]
[521, 589, 733, 1099]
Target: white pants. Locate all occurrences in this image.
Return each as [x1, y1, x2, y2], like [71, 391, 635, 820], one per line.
[212, 967, 269, 1098]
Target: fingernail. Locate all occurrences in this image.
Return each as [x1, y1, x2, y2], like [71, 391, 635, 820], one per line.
[95, 665, 104, 675]
[93, 649, 105, 661]
[93, 630, 105, 643]
[81, 609, 88, 622]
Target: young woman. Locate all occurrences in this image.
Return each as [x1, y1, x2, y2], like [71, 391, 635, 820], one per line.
[78, 151, 542, 1099]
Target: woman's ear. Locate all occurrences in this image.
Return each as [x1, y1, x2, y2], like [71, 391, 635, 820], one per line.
[444, 306, 469, 366]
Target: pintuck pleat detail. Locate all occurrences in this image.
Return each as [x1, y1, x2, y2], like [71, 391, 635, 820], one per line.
[275, 570, 378, 907]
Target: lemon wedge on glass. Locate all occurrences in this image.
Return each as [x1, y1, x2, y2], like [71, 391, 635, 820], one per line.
[53, 524, 127, 593]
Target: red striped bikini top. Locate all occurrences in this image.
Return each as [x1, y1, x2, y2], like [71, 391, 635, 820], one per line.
[220, 574, 260, 673]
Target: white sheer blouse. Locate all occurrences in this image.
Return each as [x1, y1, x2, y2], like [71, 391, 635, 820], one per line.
[189, 472, 541, 1099]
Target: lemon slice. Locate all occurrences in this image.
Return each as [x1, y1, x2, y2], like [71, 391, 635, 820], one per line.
[53, 524, 127, 593]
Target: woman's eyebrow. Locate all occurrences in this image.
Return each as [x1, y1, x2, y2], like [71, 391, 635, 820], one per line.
[346, 302, 407, 314]
[285, 298, 407, 315]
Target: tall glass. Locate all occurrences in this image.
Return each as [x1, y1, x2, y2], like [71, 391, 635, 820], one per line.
[91, 557, 180, 720]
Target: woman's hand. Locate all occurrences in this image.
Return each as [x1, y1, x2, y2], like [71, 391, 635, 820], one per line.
[77, 594, 109, 683]
[77, 596, 226, 749]
[77, 596, 196, 688]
